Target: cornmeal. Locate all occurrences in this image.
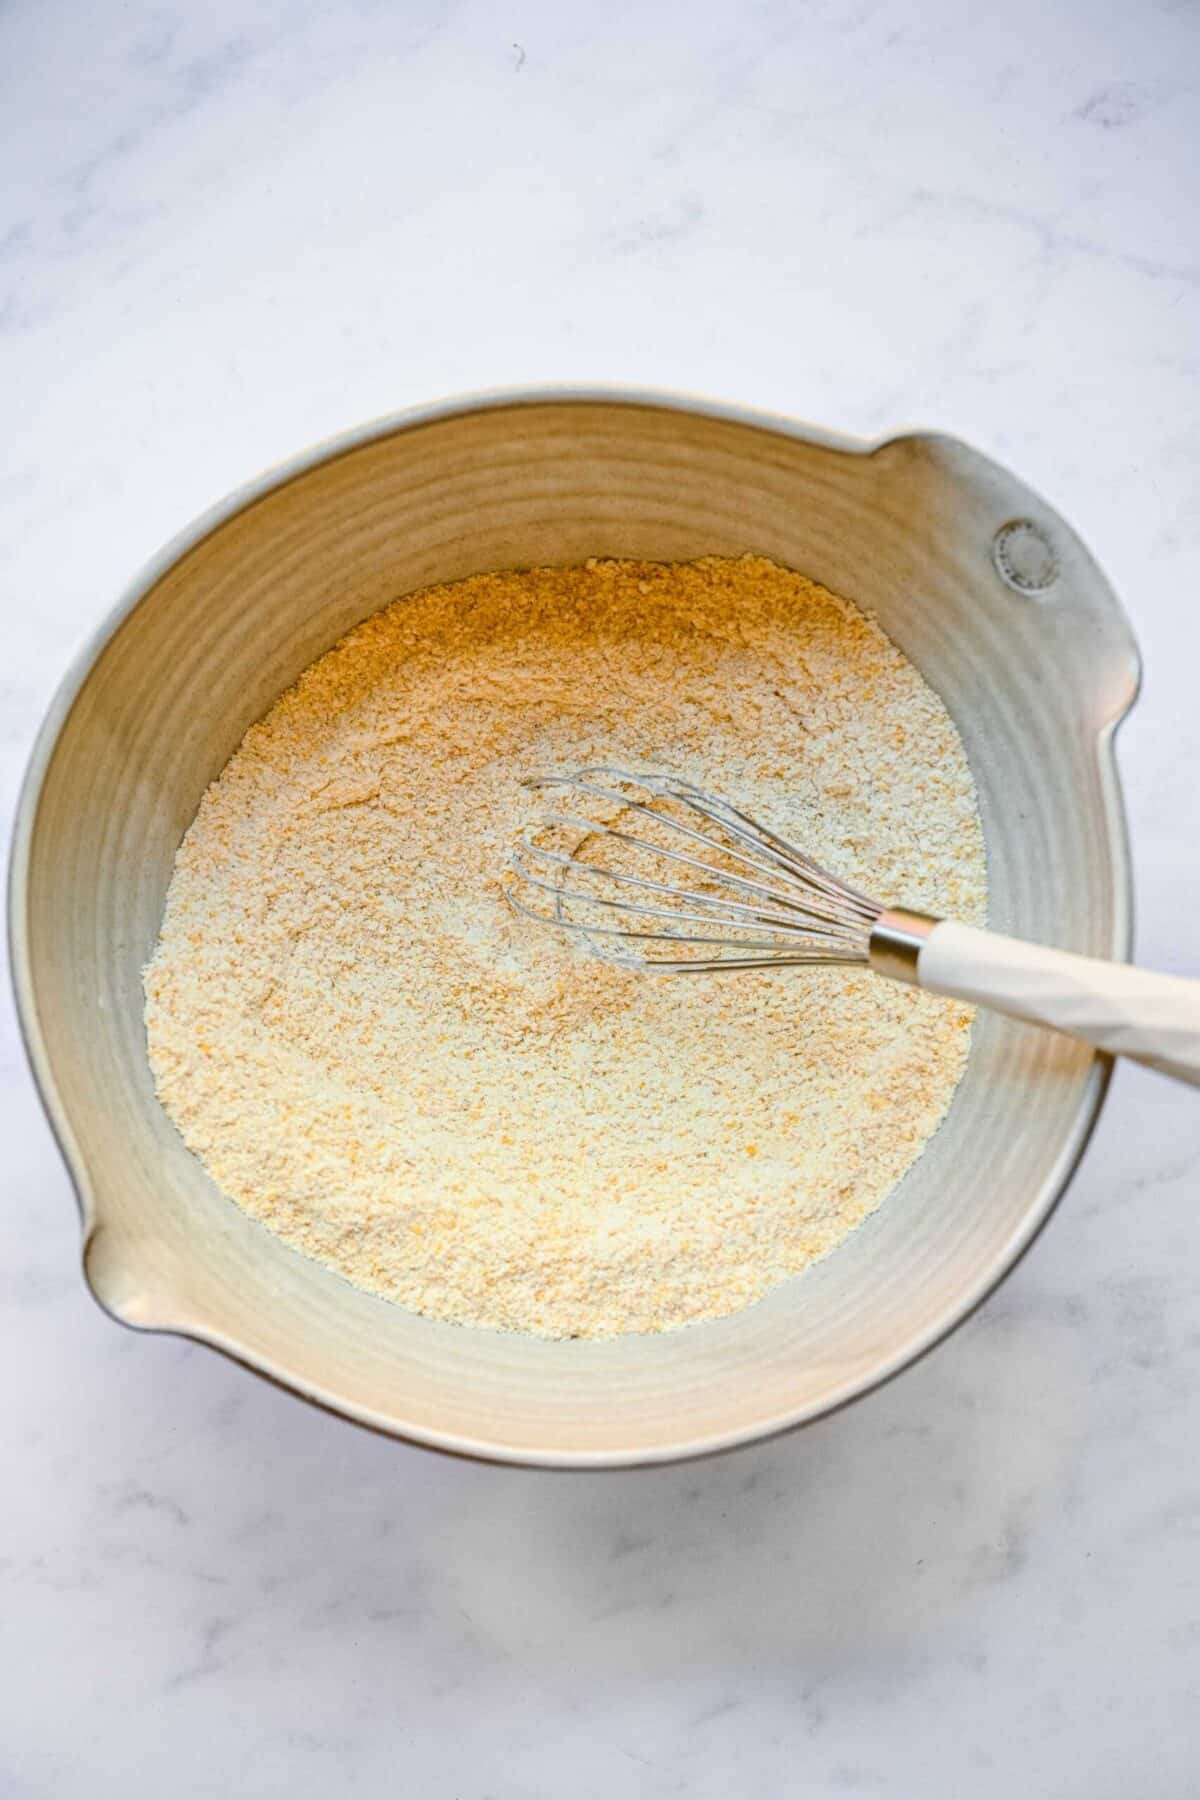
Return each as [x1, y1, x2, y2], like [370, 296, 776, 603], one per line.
[144, 556, 986, 1338]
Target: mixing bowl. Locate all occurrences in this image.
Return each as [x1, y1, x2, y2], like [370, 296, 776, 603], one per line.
[9, 390, 1140, 1466]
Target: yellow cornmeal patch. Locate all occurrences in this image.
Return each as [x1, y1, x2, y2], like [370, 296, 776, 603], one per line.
[143, 556, 986, 1339]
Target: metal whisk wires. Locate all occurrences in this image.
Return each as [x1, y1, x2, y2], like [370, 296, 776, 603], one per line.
[506, 768, 884, 972]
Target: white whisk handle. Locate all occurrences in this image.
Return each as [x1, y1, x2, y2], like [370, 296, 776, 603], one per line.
[916, 920, 1200, 1089]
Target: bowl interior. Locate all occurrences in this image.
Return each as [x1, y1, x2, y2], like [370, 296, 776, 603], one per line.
[14, 397, 1139, 1464]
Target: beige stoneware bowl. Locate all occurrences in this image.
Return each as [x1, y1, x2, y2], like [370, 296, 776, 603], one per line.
[10, 391, 1140, 1466]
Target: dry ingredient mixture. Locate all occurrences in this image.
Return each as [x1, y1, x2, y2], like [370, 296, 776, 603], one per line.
[144, 556, 987, 1338]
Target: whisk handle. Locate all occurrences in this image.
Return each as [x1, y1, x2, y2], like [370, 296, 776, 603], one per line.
[899, 918, 1200, 1089]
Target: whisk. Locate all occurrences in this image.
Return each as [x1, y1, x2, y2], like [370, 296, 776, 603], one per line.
[506, 767, 1200, 1088]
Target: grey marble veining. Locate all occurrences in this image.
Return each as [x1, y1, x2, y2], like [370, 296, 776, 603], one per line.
[2, 1, 1199, 1794]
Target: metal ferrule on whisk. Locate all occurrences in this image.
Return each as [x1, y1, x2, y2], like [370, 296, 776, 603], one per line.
[867, 908, 941, 986]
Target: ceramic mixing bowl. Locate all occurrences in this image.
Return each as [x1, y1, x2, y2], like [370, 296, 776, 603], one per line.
[9, 390, 1140, 1465]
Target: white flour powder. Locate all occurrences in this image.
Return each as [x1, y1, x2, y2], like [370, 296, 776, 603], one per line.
[144, 555, 986, 1338]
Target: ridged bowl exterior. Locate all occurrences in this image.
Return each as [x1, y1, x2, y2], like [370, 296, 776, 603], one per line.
[9, 392, 1140, 1465]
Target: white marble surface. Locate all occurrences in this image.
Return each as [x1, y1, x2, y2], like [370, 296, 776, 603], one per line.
[3, 0, 1200, 1793]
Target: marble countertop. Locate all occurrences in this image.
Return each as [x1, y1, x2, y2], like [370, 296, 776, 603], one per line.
[3, 1, 1199, 1794]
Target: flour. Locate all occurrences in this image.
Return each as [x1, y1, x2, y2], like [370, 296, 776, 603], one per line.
[143, 555, 986, 1338]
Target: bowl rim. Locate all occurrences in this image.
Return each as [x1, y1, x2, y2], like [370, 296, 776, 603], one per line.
[7, 383, 1141, 1466]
